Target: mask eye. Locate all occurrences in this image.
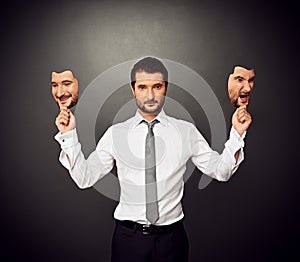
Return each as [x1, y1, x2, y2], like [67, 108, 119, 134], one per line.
[235, 76, 243, 82]
[62, 81, 73, 86]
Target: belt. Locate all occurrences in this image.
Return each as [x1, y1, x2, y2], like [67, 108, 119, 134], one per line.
[115, 219, 183, 235]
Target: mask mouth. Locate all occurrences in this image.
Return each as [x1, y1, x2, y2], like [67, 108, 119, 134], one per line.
[59, 94, 71, 101]
[238, 92, 251, 107]
[239, 92, 250, 99]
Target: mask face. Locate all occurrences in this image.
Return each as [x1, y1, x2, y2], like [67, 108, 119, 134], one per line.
[51, 70, 79, 108]
[228, 66, 255, 107]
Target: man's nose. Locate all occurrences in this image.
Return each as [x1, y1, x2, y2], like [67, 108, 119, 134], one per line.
[147, 87, 155, 99]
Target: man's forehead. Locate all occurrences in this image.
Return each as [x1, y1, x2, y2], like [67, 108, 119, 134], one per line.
[51, 70, 75, 81]
[233, 66, 255, 79]
[135, 71, 164, 82]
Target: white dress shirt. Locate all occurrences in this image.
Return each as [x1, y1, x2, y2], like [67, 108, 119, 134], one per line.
[55, 109, 246, 225]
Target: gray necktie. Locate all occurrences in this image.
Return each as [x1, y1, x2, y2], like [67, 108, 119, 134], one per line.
[144, 119, 159, 224]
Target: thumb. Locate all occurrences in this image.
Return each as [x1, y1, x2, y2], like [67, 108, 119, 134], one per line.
[59, 105, 68, 112]
[239, 104, 247, 110]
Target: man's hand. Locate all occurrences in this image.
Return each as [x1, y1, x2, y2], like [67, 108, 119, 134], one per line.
[55, 107, 76, 134]
[232, 105, 252, 136]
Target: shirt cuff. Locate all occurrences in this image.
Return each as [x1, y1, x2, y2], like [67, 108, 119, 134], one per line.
[54, 128, 79, 149]
[225, 127, 246, 169]
[226, 127, 246, 150]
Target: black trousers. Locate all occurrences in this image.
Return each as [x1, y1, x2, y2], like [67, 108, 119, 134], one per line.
[111, 221, 189, 262]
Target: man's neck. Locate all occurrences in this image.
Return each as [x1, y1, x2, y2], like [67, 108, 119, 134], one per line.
[138, 109, 161, 122]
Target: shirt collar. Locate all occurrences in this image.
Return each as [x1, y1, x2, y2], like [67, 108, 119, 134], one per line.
[132, 109, 169, 127]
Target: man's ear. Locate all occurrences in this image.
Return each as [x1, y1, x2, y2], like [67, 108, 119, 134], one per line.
[131, 86, 136, 97]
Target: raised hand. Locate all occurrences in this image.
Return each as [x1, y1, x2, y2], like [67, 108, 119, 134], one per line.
[55, 106, 76, 134]
[232, 105, 252, 136]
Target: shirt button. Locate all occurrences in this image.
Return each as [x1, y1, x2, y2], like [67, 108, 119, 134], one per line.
[62, 139, 65, 142]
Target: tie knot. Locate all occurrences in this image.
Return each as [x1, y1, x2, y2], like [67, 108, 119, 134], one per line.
[142, 119, 159, 130]
[148, 119, 159, 129]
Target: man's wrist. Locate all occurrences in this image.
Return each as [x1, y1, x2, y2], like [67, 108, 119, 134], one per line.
[232, 126, 246, 139]
[54, 128, 78, 148]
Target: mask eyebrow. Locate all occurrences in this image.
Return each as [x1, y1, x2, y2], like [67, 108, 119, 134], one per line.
[62, 80, 73, 84]
[233, 75, 246, 80]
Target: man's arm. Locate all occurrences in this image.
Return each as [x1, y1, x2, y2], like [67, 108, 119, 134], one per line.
[190, 105, 251, 181]
[54, 107, 114, 188]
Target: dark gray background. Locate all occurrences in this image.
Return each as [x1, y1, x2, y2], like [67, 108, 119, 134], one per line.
[1, 0, 299, 261]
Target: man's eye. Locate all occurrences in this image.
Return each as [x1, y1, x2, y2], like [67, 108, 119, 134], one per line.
[154, 85, 162, 89]
[52, 84, 58, 88]
[236, 77, 243, 82]
[138, 86, 146, 90]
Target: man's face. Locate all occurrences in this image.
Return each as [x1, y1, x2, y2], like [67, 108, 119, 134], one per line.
[51, 70, 79, 108]
[228, 66, 255, 107]
[132, 71, 167, 116]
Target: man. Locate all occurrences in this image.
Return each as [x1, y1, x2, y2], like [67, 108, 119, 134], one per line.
[227, 66, 255, 108]
[51, 70, 79, 109]
[54, 57, 252, 261]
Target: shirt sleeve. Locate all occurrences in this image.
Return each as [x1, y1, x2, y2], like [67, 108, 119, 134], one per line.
[190, 126, 246, 182]
[54, 128, 115, 188]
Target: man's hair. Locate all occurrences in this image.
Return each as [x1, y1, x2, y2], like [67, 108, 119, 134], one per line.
[130, 57, 168, 88]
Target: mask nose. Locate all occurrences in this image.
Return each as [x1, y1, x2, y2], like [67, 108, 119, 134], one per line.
[56, 85, 65, 97]
[243, 81, 252, 93]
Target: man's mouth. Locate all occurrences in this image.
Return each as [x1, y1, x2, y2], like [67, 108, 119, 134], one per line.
[144, 100, 157, 106]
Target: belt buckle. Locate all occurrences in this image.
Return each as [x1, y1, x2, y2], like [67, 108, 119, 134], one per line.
[141, 224, 152, 234]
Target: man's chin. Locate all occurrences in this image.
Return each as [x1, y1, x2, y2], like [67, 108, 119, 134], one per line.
[140, 105, 162, 115]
